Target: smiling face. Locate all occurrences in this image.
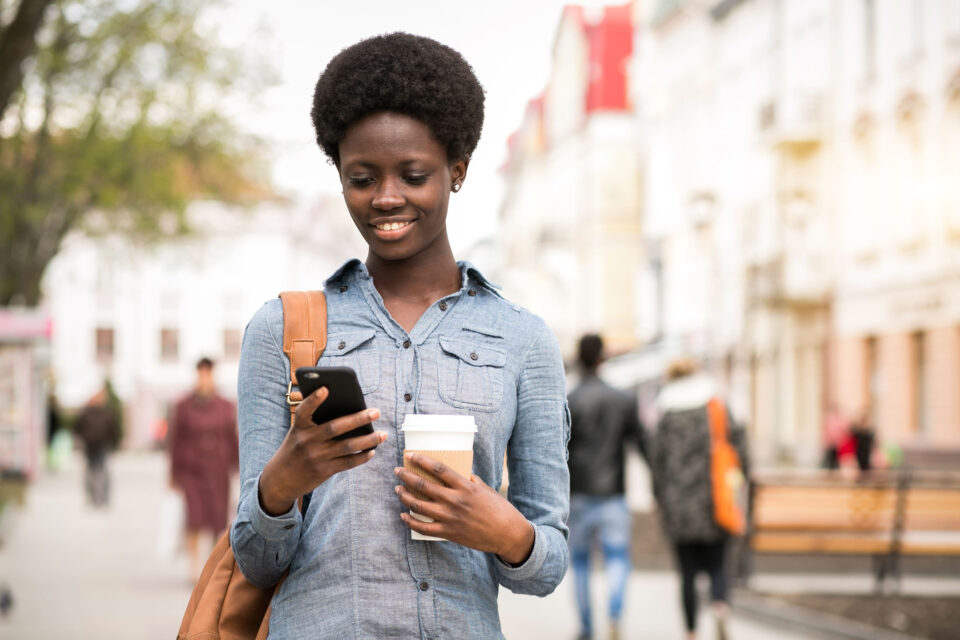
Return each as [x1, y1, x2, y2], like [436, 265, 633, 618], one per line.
[338, 111, 468, 266]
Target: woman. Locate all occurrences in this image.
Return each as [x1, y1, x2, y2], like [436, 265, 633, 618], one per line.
[169, 357, 238, 580]
[650, 358, 749, 640]
[229, 33, 570, 639]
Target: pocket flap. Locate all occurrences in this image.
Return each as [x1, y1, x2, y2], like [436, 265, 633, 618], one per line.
[439, 336, 506, 368]
[328, 329, 376, 356]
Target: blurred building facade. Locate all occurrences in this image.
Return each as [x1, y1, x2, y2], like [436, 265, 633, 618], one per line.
[498, 4, 643, 354]
[43, 197, 363, 447]
[501, 0, 960, 464]
[634, 0, 960, 462]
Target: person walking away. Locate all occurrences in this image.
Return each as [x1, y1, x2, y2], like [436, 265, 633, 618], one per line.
[169, 357, 238, 581]
[567, 334, 646, 640]
[849, 407, 875, 473]
[650, 358, 749, 640]
[822, 403, 849, 470]
[73, 386, 121, 507]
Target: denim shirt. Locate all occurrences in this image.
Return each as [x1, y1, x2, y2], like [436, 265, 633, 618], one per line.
[230, 259, 570, 639]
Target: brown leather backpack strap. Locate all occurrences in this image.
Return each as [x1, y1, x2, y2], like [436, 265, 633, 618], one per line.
[279, 290, 328, 425]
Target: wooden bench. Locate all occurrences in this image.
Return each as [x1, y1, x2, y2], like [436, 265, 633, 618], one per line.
[739, 470, 960, 592]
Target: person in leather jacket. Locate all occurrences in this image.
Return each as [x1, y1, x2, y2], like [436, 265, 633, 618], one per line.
[566, 334, 646, 640]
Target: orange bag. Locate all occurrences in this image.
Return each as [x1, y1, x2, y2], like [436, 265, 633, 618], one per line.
[708, 398, 745, 536]
[177, 290, 327, 640]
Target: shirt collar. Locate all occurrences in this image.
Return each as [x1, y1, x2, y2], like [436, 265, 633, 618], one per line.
[324, 258, 501, 294]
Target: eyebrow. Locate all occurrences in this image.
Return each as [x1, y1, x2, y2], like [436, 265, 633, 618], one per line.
[342, 157, 433, 169]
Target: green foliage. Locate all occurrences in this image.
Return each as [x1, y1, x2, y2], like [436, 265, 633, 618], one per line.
[0, 0, 275, 306]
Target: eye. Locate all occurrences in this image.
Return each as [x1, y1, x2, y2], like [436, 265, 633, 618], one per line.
[347, 176, 373, 187]
[404, 174, 429, 185]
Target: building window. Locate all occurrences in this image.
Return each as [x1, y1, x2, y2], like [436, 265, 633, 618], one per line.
[160, 328, 179, 362]
[911, 0, 924, 57]
[913, 331, 928, 435]
[95, 328, 114, 363]
[223, 328, 242, 360]
[863, 0, 876, 83]
[865, 336, 880, 412]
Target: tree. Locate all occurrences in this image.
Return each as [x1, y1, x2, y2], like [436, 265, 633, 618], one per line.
[0, 0, 274, 306]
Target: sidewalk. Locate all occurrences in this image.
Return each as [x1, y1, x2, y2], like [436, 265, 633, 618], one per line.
[0, 451, 816, 639]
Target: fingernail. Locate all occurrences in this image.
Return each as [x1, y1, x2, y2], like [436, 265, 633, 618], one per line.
[394, 467, 401, 476]
[404, 451, 413, 460]
[394, 486, 401, 494]
[378, 431, 388, 442]
[368, 409, 380, 420]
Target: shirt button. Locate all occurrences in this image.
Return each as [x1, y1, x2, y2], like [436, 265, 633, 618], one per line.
[439, 301, 448, 311]
[404, 393, 412, 402]
[340, 285, 348, 293]
[338, 341, 346, 350]
[470, 352, 478, 361]
[467, 289, 476, 296]
[419, 581, 430, 591]
[403, 339, 411, 349]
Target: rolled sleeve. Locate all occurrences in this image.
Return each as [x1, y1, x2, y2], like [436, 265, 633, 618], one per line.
[496, 321, 570, 596]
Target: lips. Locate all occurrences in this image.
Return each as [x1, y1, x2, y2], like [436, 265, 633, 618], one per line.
[369, 218, 416, 241]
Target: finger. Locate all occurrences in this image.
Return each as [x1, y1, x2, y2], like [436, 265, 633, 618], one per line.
[321, 408, 381, 440]
[470, 474, 499, 493]
[395, 485, 448, 521]
[294, 386, 329, 427]
[394, 466, 454, 502]
[325, 448, 377, 475]
[400, 512, 445, 539]
[334, 430, 388, 456]
[404, 452, 468, 489]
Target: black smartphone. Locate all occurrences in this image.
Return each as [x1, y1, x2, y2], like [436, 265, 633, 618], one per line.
[295, 366, 373, 441]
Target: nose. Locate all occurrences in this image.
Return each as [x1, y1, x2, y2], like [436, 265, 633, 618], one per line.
[372, 177, 404, 211]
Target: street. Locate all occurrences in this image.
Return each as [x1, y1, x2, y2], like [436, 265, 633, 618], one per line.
[0, 451, 816, 640]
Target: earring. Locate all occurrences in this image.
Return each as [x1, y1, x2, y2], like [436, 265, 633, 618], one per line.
[452, 183, 461, 192]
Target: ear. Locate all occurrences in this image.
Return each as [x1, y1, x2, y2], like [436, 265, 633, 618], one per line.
[450, 156, 470, 191]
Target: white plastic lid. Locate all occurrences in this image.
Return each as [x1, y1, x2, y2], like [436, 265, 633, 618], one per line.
[401, 414, 477, 433]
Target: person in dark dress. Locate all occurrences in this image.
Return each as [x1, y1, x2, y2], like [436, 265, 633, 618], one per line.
[169, 357, 238, 580]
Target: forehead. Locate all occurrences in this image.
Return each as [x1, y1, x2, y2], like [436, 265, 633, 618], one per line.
[339, 111, 447, 166]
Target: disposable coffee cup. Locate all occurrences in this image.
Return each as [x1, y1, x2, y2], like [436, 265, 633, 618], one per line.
[401, 414, 477, 541]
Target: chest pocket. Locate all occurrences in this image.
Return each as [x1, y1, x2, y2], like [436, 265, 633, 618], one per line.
[324, 329, 380, 395]
[437, 336, 506, 413]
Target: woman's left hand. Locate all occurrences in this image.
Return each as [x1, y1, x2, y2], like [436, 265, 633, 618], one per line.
[395, 452, 535, 566]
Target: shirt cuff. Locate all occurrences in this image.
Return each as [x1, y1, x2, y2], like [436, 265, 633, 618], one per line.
[251, 472, 302, 541]
[493, 523, 547, 581]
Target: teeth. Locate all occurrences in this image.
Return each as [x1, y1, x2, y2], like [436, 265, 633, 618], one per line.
[375, 221, 412, 231]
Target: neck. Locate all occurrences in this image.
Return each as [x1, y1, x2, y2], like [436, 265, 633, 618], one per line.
[365, 239, 460, 303]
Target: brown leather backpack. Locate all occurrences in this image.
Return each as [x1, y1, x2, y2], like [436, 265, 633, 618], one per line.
[177, 291, 327, 640]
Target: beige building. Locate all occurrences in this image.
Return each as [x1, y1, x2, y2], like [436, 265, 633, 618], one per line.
[498, 4, 643, 355]
[636, 0, 960, 462]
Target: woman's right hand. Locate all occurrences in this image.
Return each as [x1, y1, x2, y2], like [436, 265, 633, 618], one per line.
[258, 387, 385, 516]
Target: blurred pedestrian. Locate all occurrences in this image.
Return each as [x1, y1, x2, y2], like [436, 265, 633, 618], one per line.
[169, 357, 238, 581]
[73, 385, 122, 507]
[566, 334, 645, 640]
[650, 358, 749, 640]
[849, 407, 875, 473]
[822, 403, 850, 470]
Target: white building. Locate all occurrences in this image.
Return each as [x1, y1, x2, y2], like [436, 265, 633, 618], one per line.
[634, 0, 960, 462]
[43, 197, 365, 447]
[498, 4, 643, 355]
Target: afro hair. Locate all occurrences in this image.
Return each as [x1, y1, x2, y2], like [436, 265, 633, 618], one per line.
[311, 32, 485, 166]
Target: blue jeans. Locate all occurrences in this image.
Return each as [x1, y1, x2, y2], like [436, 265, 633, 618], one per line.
[568, 494, 631, 634]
